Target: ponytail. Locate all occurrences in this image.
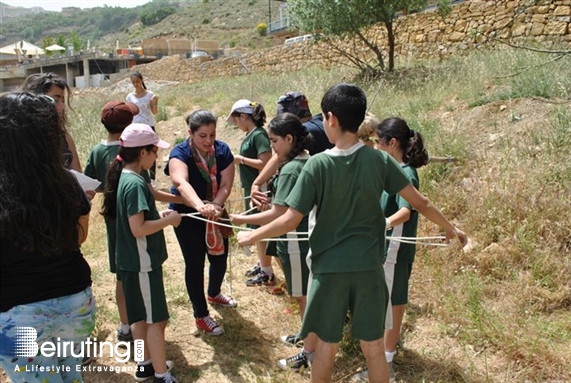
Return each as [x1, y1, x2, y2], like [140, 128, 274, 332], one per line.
[251, 103, 266, 128]
[376, 117, 429, 168]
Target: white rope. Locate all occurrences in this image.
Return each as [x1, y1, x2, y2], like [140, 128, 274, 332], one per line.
[389, 235, 450, 247]
[225, 190, 271, 204]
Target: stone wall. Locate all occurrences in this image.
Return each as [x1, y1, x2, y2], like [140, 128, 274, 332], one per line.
[137, 0, 570, 83]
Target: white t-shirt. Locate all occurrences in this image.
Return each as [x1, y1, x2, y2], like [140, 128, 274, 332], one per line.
[126, 90, 156, 126]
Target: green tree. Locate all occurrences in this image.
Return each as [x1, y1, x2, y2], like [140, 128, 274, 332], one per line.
[41, 35, 55, 56]
[69, 31, 83, 52]
[288, 0, 426, 73]
[56, 33, 67, 48]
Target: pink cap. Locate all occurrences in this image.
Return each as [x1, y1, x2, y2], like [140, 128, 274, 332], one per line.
[120, 123, 170, 149]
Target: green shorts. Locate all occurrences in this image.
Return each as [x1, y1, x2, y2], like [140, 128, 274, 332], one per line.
[278, 247, 309, 298]
[300, 269, 388, 342]
[118, 267, 169, 325]
[384, 262, 413, 306]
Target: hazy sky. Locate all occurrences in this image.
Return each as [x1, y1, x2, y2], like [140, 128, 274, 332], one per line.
[5, 0, 151, 12]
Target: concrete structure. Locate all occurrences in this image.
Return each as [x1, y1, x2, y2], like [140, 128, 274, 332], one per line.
[0, 52, 158, 91]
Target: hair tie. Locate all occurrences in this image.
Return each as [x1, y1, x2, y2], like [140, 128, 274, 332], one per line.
[250, 101, 257, 107]
[116, 154, 123, 162]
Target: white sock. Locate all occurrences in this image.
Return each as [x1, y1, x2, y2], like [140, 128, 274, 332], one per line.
[155, 371, 170, 378]
[302, 348, 314, 362]
[385, 350, 396, 363]
[138, 359, 152, 366]
[120, 323, 130, 334]
[261, 266, 273, 276]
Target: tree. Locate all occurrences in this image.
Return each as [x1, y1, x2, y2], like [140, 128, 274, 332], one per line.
[41, 35, 55, 56]
[69, 31, 83, 52]
[288, 0, 426, 73]
[56, 33, 67, 48]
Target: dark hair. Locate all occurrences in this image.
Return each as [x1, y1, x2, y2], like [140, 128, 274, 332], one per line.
[101, 144, 155, 219]
[376, 117, 429, 168]
[320, 83, 366, 133]
[0, 92, 85, 254]
[21, 72, 73, 129]
[232, 102, 266, 128]
[186, 109, 217, 133]
[130, 71, 147, 89]
[269, 113, 312, 165]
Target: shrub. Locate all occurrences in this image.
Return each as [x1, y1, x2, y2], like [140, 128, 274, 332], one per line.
[257, 22, 268, 36]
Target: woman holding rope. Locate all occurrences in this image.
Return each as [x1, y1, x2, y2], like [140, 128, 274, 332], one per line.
[375, 117, 430, 381]
[165, 110, 237, 336]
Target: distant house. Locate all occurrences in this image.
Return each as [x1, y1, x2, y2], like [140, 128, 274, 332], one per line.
[61, 7, 81, 16]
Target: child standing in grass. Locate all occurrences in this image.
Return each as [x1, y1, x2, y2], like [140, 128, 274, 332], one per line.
[376, 117, 429, 381]
[226, 99, 276, 286]
[237, 83, 467, 383]
[102, 124, 181, 383]
[230, 112, 312, 367]
[85, 101, 183, 346]
[127, 72, 159, 186]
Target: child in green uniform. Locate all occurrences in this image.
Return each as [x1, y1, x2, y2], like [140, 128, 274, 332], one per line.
[376, 117, 429, 381]
[226, 99, 276, 286]
[229, 113, 312, 366]
[84, 101, 183, 345]
[237, 83, 468, 383]
[102, 124, 181, 383]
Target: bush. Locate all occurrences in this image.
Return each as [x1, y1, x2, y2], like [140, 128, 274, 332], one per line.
[257, 22, 268, 36]
[140, 6, 176, 26]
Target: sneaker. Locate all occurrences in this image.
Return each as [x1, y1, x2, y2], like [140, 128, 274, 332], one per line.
[244, 262, 260, 277]
[246, 271, 275, 286]
[81, 356, 92, 366]
[117, 328, 134, 343]
[135, 360, 174, 382]
[195, 315, 224, 336]
[280, 334, 303, 347]
[277, 351, 309, 371]
[207, 293, 237, 308]
[153, 372, 178, 383]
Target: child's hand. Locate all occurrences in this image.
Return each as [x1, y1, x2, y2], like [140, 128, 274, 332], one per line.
[85, 190, 96, 201]
[167, 210, 182, 228]
[233, 154, 243, 165]
[237, 231, 254, 246]
[250, 186, 270, 211]
[446, 227, 468, 249]
[229, 213, 244, 225]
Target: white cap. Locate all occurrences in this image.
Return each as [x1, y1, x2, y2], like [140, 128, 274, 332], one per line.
[226, 99, 254, 122]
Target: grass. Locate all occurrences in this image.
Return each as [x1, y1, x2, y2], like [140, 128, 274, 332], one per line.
[53, 46, 571, 383]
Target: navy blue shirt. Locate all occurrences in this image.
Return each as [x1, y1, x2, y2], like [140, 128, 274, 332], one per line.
[304, 114, 333, 155]
[165, 139, 234, 213]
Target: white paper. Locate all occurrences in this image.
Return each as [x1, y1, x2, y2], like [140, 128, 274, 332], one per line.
[70, 169, 101, 192]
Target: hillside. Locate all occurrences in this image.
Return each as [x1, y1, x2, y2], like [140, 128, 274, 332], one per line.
[0, 0, 287, 53]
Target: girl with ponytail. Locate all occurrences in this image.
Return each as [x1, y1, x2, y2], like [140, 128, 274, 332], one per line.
[375, 117, 429, 379]
[230, 113, 313, 362]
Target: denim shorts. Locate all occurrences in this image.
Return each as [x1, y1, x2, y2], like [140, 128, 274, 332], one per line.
[0, 287, 96, 383]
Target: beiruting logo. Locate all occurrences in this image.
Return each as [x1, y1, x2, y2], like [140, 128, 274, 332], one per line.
[14, 327, 144, 363]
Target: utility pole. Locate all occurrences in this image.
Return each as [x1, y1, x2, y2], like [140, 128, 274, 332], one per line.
[268, 0, 272, 33]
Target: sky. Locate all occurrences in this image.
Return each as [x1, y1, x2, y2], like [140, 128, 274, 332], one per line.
[5, 0, 151, 12]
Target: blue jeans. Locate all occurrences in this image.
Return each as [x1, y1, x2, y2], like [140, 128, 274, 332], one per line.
[0, 287, 96, 383]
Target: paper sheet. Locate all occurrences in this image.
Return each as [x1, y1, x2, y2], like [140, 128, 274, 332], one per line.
[70, 169, 101, 192]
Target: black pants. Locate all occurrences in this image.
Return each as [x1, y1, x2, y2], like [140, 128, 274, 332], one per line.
[174, 216, 228, 319]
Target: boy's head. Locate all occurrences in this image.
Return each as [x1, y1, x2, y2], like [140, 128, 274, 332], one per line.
[320, 83, 367, 133]
[101, 101, 139, 134]
[276, 91, 312, 122]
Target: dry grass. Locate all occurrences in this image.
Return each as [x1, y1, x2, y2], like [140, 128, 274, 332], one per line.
[2, 47, 570, 383]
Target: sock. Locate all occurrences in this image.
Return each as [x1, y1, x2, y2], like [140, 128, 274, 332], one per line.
[385, 350, 396, 363]
[120, 323, 130, 334]
[138, 359, 152, 366]
[155, 371, 170, 378]
[302, 348, 315, 362]
[261, 266, 273, 276]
